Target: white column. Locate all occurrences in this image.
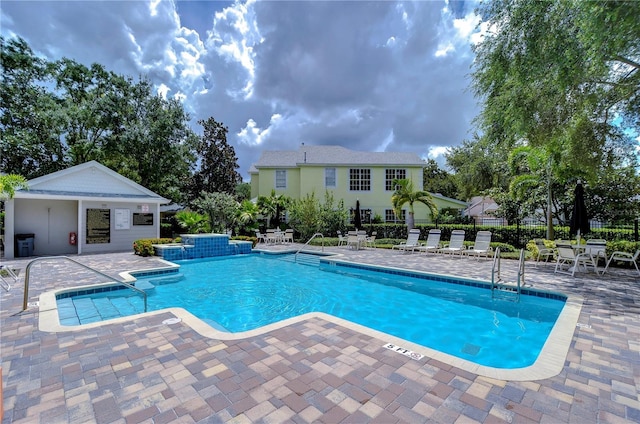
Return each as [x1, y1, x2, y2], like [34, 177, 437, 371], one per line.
[4, 199, 15, 258]
[77, 200, 83, 255]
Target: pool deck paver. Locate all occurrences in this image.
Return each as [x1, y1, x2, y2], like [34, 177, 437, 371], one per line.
[1, 244, 639, 423]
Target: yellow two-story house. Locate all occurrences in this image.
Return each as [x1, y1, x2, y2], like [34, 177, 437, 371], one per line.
[249, 145, 467, 224]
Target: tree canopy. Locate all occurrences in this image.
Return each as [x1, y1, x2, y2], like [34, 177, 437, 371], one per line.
[186, 118, 242, 202]
[472, 0, 639, 179]
[1, 36, 249, 205]
[459, 0, 640, 231]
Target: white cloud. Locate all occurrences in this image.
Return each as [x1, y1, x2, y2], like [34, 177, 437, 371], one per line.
[1, 0, 483, 181]
[237, 114, 282, 146]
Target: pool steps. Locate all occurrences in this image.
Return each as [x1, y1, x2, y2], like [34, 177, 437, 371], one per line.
[277, 253, 321, 267]
[56, 275, 186, 325]
[57, 295, 143, 326]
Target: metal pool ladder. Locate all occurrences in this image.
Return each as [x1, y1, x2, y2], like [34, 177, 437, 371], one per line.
[295, 232, 324, 262]
[21, 256, 147, 313]
[491, 248, 525, 302]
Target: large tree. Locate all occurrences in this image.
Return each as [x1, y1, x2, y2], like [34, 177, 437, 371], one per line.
[1, 36, 198, 203]
[188, 118, 241, 201]
[1, 37, 64, 177]
[471, 0, 639, 178]
[445, 138, 510, 200]
[422, 159, 458, 199]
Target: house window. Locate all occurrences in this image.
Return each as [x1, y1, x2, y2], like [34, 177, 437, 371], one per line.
[349, 168, 371, 191]
[325, 168, 336, 188]
[385, 169, 407, 191]
[385, 209, 406, 223]
[275, 169, 287, 189]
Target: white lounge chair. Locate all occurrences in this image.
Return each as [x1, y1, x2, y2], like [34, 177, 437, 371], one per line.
[603, 249, 640, 276]
[439, 230, 466, 256]
[392, 229, 423, 253]
[418, 229, 441, 255]
[465, 231, 492, 260]
[554, 242, 597, 276]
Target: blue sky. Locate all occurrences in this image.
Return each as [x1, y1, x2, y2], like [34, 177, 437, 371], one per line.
[1, 0, 484, 179]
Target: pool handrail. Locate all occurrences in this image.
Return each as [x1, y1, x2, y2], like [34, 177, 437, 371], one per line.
[1, 265, 18, 291]
[22, 256, 147, 313]
[295, 233, 324, 261]
[491, 248, 525, 301]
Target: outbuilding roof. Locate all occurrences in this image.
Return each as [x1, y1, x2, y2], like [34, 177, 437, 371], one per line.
[14, 160, 169, 203]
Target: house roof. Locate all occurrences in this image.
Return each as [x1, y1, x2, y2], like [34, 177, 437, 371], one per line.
[430, 193, 468, 208]
[251, 145, 426, 168]
[14, 160, 169, 203]
[464, 196, 499, 216]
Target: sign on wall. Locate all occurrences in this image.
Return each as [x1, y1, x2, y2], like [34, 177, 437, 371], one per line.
[133, 213, 154, 226]
[115, 208, 130, 230]
[86, 208, 110, 244]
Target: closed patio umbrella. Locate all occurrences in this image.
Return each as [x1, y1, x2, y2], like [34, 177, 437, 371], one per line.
[569, 181, 590, 242]
[354, 199, 362, 230]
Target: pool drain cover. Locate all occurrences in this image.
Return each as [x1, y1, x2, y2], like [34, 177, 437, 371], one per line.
[461, 343, 481, 356]
[162, 318, 182, 325]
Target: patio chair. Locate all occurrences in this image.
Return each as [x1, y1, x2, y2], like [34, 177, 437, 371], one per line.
[254, 230, 267, 244]
[603, 249, 640, 276]
[554, 242, 597, 277]
[465, 231, 492, 260]
[266, 229, 282, 244]
[365, 231, 377, 249]
[418, 229, 441, 255]
[439, 230, 466, 257]
[533, 239, 556, 266]
[346, 233, 362, 250]
[336, 231, 347, 247]
[585, 239, 607, 267]
[391, 229, 423, 253]
[283, 229, 294, 243]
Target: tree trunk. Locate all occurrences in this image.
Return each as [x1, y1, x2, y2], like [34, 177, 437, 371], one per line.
[546, 172, 555, 240]
[407, 212, 415, 231]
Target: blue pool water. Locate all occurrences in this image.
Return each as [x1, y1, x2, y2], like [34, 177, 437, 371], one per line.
[59, 254, 565, 368]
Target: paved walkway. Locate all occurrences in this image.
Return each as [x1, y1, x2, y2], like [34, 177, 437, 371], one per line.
[1, 245, 639, 423]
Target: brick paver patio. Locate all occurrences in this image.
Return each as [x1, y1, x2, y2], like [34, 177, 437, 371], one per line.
[1, 244, 638, 423]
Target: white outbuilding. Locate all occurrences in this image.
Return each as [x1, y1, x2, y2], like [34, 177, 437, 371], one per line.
[3, 161, 169, 259]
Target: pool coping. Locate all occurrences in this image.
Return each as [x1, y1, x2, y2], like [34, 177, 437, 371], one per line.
[37, 252, 583, 382]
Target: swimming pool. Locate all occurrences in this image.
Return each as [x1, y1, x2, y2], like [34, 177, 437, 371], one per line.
[57, 253, 566, 369]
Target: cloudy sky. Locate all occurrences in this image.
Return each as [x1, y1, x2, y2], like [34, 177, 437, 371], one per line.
[1, 0, 483, 179]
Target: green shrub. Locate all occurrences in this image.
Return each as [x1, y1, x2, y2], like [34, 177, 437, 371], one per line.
[133, 238, 175, 256]
[606, 240, 640, 256]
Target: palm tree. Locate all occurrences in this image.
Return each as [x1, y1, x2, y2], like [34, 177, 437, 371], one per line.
[257, 189, 291, 228]
[236, 199, 260, 233]
[0, 174, 29, 200]
[391, 178, 438, 230]
[175, 210, 210, 234]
